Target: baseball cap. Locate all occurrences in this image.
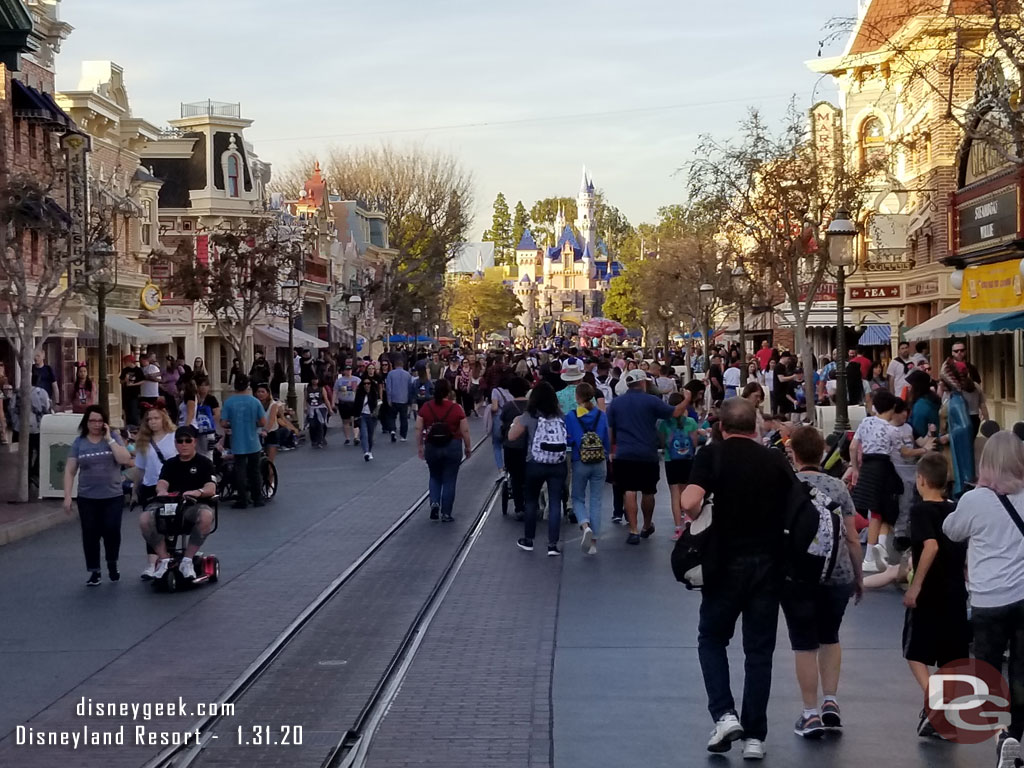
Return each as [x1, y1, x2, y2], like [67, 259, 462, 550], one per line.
[623, 369, 647, 386]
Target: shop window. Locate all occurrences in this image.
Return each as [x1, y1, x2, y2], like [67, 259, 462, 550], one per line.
[30, 230, 39, 262]
[219, 344, 229, 385]
[860, 116, 886, 169]
[13, 121, 21, 154]
[29, 123, 37, 159]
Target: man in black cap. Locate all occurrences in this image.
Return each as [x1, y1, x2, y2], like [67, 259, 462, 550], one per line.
[138, 425, 217, 581]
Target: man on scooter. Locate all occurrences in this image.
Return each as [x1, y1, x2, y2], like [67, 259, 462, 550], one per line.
[138, 425, 216, 580]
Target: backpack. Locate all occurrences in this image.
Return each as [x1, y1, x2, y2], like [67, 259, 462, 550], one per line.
[502, 401, 527, 450]
[577, 411, 606, 465]
[671, 449, 720, 589]
[424, 401, 455, 446]
[786, 477, 843, 584]
[530, 415, 567, 464]
[666, 419, 694, 461]
[594, 375, 614, 402]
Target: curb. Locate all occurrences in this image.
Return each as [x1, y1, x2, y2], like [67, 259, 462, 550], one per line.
[0, 507, 72, 547]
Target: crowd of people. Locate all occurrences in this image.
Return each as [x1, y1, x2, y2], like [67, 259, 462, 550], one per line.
[22, 333, 1024, 767]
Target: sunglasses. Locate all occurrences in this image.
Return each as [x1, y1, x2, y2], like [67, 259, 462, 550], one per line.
[175, 437, 194, 444]
[953, 348, 966, 354]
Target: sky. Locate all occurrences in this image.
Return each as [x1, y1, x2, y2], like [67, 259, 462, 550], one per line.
[55, 0, 858, 238]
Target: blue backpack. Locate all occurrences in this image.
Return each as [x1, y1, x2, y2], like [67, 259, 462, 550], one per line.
[666, 420, 694, 461]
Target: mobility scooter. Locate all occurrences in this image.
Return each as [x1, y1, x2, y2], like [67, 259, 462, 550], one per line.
[146, 494, 221, 592]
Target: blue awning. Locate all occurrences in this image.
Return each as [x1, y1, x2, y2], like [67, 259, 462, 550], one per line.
[947, 310, 1024, 335]
[858, 324, 891, 346]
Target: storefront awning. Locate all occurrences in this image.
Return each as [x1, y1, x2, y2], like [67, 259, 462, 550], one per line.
[858, 325, 891, 346]
[904, 303, 966, 341]
[254, 325, 328, 349]
[947, 310, 1024, 336]
[774, 304, 854, 329]
[83, 312, 171, 346]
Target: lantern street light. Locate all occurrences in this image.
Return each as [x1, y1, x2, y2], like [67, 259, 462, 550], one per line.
[348, 293, 363, 365]
[698, 283, 714, 352]
[827, 208, 858, 434]
[731, 265, 750, 385]
[411, 307, 422, 353]
[90, 241, 117, 413]
[507, 320, 515, 348]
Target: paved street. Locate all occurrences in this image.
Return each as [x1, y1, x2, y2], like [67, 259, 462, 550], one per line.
[0, 423, 999, 767]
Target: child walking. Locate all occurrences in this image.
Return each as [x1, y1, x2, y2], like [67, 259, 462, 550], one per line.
[658, 392, 699, 541]
[902, 452, 969, 739]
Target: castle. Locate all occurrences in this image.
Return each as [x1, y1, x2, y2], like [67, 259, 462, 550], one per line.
[510, 167, 623, 335]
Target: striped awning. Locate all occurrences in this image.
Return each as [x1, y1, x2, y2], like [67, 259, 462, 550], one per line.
[82, 312, 171, 346]
[858, 325, 891, 346]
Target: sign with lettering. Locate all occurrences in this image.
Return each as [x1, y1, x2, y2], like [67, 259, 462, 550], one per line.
[964, 113, 1016, 185]
[957, 186, 1019, 253]
[960, 258, 1024, 312]
[850, 285, 900, 300]
[61, 132, 91, 286]
[908, 279, 939, 298]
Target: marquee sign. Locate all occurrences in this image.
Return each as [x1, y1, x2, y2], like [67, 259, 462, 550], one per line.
[956, 186, 1019, 254]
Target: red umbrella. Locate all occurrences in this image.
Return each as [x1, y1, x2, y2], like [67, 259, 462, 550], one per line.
[581, 318, 625, 338]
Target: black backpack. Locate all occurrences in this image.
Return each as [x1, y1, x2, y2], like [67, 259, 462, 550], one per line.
[501, 401, 527, 450]
[782, 477, 827, 583]
[424, 401, 455, 446]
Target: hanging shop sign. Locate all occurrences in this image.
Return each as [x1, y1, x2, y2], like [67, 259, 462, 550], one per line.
[850, 285, 900, 300]
[956, 185, 1019, 254]
[960, 258, 1024, 312]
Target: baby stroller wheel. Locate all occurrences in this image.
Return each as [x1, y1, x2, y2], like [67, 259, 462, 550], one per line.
[501, 475, 510, 517]
[164, 569, 178, 593]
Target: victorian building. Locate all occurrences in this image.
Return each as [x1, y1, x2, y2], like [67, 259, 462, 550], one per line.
[805, 0, 975, 358]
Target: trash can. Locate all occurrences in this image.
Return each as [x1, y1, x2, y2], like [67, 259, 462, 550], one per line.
[278, 383, 307, 431]
[39, 412, 83, 499]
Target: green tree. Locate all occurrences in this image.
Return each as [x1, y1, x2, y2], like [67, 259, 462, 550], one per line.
[512, 200, 529, 249]
[482, 192, 513, 265]
[529, 196, 576, 247]
[603, 273, 644, 333]
[446, 274, 523, 336]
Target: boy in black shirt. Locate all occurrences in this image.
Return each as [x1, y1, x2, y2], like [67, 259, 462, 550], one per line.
[902, 452, 969, 738]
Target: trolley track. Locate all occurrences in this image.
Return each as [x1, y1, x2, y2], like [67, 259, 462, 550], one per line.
[144, 434, 494, 768]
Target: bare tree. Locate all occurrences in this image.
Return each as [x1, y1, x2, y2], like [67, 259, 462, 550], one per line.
[322, 143, 474, 330]
[0, 175, 86, 502]
[689, 104, 878, 418]
[168, 218, 302, 372]
[267, 149, 319, 200]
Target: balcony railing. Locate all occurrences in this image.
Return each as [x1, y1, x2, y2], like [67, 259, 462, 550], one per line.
[180, 100, 241, 119]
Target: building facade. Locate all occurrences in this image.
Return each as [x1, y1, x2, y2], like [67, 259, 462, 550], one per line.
[804, 0, 979, 359]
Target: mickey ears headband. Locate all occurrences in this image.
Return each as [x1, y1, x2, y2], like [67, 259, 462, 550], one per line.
[140, 398, 167, 412]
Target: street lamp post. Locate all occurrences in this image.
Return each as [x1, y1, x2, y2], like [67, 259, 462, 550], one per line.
[349, 293, 362, 368]
[472, 315, 481, 351]
[699, 283, 714, 359]
[90, 241, 116, 414]
[412, 307, 422, 356]
[731, 265, 749, 385]
[433, 323, 440, 349]
[284, 279, 300, 412]
[827, 209, 858, 434]
[507, 320, 514, 349]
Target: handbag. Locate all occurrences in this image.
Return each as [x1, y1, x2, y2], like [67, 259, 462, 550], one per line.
[670, 448, 720, 589]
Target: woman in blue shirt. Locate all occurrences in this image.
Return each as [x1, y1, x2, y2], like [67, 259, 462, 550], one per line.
[906, 370, 940, 440]
[565, 383, 611, 555]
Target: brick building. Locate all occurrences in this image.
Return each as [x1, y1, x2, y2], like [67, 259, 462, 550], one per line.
[0, 0, 78, 397]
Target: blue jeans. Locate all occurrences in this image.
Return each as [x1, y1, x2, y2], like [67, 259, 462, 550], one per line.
[524, 461, 567, 546]
[360, 414, 378, 452]
[491, 415, 504, 470]
[572, 460, 606, 537]
[425, 440, 463, 517]
[697, 554, 781, 741]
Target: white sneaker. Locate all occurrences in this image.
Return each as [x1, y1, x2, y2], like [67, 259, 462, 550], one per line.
[400, 437, 408, 442]
[861, 556, 880, 575]
[178, 558, 197, 580]
[588, 543, 598, 556]
[140, 564, 157, 580]
[152, 558, 171, 579]
[707, 713, 744, 753]
[871, 543, 888, 572]
[581, 526, 594, 553]
[742, 739, 765, 760]
[998, 736, 1021, 768]
[367, 452, 374, 461]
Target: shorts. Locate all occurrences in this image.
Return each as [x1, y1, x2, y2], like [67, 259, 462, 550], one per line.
[336, 401, 356, 419]
[263, 429, 279, 447]
[781, 580, 853, 651]
[612, 459, 660, 495]
[664, 459, 692, 486]
[902, 603, 970, 667]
